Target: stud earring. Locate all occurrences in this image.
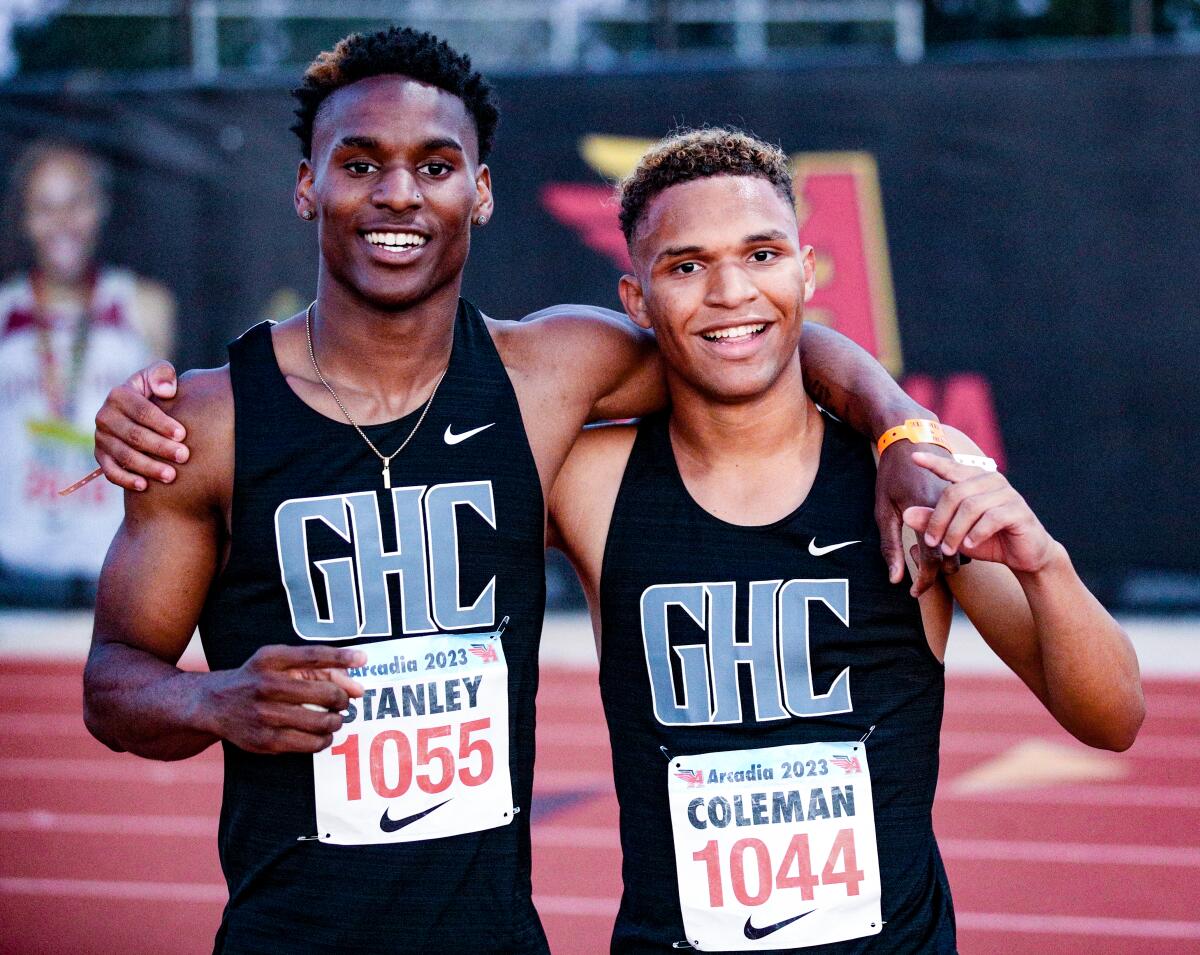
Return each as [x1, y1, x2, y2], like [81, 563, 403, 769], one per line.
[475, 215, 487, 226]
[301, 209, 314, 220]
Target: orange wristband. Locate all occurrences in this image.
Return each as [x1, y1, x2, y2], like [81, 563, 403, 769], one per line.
[876, 418, 951, 457]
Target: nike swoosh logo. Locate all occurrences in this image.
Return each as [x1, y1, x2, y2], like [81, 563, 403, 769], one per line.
[808, 538, 861, 557]
[379, 799, 451, 833]
[444, 423, 494, 445]
[743, 909, 816, 940]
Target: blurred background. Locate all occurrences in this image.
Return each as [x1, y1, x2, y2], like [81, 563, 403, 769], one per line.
[0, 3, 1198, 954]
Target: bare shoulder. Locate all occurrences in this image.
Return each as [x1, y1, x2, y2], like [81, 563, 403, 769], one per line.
[488, 306, 654, 390]
[550, 422, 638, 591]
[137, 365, 234, 515]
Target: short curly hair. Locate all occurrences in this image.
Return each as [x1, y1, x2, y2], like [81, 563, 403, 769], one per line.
[291, 26, 500, 161]
[618, 128, 794, 245]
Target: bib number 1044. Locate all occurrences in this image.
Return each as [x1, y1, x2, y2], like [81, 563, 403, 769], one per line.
[329, 719, 494, 801]
[692, 829, 864, 908]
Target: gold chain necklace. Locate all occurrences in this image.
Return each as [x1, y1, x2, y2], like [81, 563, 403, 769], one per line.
[305, 301, 447, 489]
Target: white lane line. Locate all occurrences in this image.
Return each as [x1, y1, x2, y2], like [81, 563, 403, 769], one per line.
[940, 784, 1200, 808]
[957, 912, 1200, 939]
[940, 731, 1200, 759]
[10, 813, 1198, 871]
[0, 810, 214, 837]
[0, 757, 223, 784]
[532, 826, 1200, 867]
[3, 878, 1198, 939]
[938, 837, 1200, 867]
[532, 894, 618, 917]
[944, 690, 1200, 720]
[0, 877, 226, 903]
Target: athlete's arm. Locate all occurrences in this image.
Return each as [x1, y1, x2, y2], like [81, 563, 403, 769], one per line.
[904, 435, 1144, 752]
[84, 368, 365, 761]
[90, 307, 953, 590]
[514, 305, 956, 590]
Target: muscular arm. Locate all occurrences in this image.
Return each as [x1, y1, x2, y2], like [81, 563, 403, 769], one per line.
[93, 305, 952, 589]
[83, 369, 362, 761]
[906, 436, 1143, 752]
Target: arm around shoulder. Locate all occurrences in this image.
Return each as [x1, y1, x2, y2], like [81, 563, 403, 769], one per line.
[84, 367, 234, 759]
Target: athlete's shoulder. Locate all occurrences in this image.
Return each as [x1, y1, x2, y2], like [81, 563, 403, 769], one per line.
[549, 422, 638, 582]
[489, 304, 652, 374]
[140, 365, 233, 511]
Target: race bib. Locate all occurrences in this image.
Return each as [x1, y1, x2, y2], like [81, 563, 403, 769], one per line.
[313, 631, 513, 845]
[668, 741, 882, 951]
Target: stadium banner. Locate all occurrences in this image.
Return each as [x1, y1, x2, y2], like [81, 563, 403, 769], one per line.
[0, 51, 1196, 600]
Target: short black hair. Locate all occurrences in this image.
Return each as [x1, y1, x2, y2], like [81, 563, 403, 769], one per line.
[291, 26, 500, 161]
[618, 127, 795, 245]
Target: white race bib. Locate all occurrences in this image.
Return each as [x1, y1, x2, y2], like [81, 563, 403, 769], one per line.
[667, 741, 882, 951]
[313, 631, 513, 845]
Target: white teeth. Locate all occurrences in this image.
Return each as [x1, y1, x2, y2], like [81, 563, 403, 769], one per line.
[365, 231, 427, 249]
[702, 323, 766, 341]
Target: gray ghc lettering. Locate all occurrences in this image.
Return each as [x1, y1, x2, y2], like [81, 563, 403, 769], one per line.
[640, 579, 851, 725]
[274, 483, 496, 640]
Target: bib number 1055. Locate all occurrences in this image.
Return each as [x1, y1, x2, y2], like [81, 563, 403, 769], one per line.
[692, 828, 864, 908]
[329, 718, 494, 801]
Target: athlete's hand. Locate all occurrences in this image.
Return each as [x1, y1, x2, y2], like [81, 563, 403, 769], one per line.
[203, 645, 368, 754]
[876, 441, 961, 596]
[95, 360, 188, 491]
[903, 452, 1056, 574]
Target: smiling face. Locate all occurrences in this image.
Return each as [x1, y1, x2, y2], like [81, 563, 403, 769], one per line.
[620, 174, 815, 404]
[296, 74, 492, 311]
[23, 151, 107, 284]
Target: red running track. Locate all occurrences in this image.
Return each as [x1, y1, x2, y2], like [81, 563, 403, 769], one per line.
[1, 659, 1198, 954]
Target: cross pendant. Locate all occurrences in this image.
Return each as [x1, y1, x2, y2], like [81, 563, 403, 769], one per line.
[382, 461, 392, 489]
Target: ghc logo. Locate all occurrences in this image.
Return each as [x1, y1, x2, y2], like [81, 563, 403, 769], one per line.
[274, 482, 495, 640]
[641, 579, 851, 726]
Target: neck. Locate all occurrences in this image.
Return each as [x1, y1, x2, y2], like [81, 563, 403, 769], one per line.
[668, 359, 819, 468]
[309, 270, 462, 399]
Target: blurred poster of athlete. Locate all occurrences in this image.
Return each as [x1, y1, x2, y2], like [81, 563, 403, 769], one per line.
[0, 142, 174, 607]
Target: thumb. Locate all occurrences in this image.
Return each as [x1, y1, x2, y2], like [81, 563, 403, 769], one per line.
[878, 512, 905, 585]
[903, 506, 933, 532]
[145, 360, 179, 399]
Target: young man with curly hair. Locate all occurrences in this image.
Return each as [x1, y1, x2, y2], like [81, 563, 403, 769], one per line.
[548, 128, 1143, 952]
[85, 28, 966, 953]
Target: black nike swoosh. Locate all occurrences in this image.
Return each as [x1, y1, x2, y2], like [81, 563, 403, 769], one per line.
[743, 908, 816, 940]
[379, 799, 451, 833]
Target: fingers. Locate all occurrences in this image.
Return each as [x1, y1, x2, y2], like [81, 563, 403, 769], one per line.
[903, 505, 933, 533]
[250, 644, 367, 672]
[141, 360, 180, 400]
[260, 674, 351, 712]
[256, 699, 345, 735]
[877, 503, 906, 584]
[241, 725, 336, 755]
[909, 537, 943, 597]
[921, 470, 1010, 554]
[110, 381, 187, 442]
[324, 668, 366, 698]
[910, 450, 980, 483]
[960, 502, 1027, 551]
[95, 449, 149, 492]
[938, 488, 1014, 556]
[95, 433, 175, 487]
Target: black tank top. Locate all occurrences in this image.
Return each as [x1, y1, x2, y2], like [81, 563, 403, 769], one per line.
[598, 411, 954, 954]
[198, 300, 548, 954]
